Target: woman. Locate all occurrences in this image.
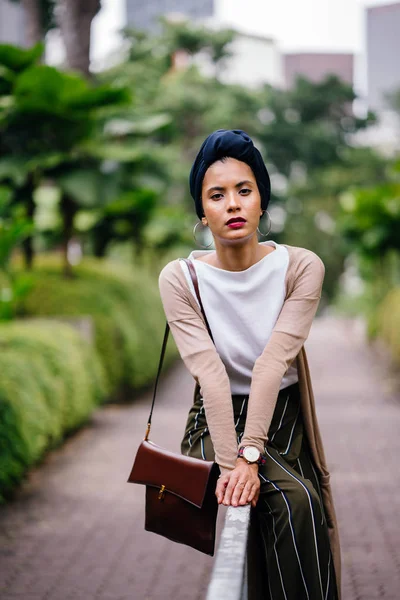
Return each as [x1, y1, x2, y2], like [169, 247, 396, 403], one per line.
[158, 129, 341, 600]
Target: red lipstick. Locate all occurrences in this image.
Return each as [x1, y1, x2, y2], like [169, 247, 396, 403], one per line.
[226, 217, 246, 229]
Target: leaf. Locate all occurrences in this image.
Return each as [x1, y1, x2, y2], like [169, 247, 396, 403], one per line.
[0, 220, 34, 268]
[78, 141, 145, 162]
[66, 85, 131, 111]
[0, 186, 13, 215]
[104, 114, 172, 136]
[13, 65, 86, 114]
[74, 210, 102, 232]
[0, 43, 44, 72]
[0, 64, 15, 95]
[57, 168, 102, 208]
[0, 157, 29, 186]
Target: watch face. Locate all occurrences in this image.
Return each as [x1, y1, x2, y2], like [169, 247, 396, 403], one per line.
[243, 446, 260, 463]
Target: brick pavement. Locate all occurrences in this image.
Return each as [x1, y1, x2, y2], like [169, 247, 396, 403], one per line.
[310, 317, 400, 600]
[0, 316, 399, 600]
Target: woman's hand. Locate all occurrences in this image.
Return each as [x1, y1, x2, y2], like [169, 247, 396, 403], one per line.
[216, 459, 260, 508]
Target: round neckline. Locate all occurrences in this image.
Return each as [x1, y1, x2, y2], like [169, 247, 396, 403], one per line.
[189, 241, 280, 274]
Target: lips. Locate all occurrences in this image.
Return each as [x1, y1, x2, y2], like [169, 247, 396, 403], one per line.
[226, 217, 246, 225]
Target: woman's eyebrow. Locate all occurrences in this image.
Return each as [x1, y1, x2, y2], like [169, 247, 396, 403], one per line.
[206, 180, 254, 194]
[235, 180, 253, 188]
[207, 185, 225, 193]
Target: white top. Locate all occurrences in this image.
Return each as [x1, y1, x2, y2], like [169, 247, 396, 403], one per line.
[179, 240, 299, 395]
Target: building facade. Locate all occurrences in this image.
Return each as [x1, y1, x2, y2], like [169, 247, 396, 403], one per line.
[213, 32, 282, 88]
[283, 52, 354, 89]
[366, 2, 400, 111]
[126, 0, 215, 32]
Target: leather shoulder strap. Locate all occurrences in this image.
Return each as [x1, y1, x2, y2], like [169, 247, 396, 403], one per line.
[145, 258, 214, 438]
[181, 258, 214, 342]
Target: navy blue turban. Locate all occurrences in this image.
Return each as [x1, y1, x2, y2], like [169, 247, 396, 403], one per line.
[189, 129, 271, 219]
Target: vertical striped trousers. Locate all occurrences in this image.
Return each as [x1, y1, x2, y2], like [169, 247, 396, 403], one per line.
[181, 380, 338, 600]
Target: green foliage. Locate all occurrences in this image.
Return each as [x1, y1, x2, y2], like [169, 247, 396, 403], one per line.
[0, 271, 34, 321]
[338, 160, 400, 260]
[0, 320, 106, 502]
[2, 63, 130, 157]
[0, 218, 33, 269]
[0, 181, 35, 320]
[0, 43, 43, 78]
[18, 255, 177, 392]
[91, 187, 158, 256]
[101, 21, 255, 200]
[257, 76, 376, 177]
[0, 44, 133, 273]
[283, 146, 389, 300]
[158, 16, 235, 64]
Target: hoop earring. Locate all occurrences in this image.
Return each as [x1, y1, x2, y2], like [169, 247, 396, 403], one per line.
[193, 221, 214, 249]
[257, 210, 272, 238]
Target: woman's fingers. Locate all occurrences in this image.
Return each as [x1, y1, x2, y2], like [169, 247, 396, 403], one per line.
[230, 479, 248, 506]
[217, 464, 261, 507]
[222, 475, 238, 505]
[247, 479, 260, 501]
[215, 474, 230, 504]
[229, 478, 261, 507]
[235, 481, 253, 506]
[250, 486, 261, 508]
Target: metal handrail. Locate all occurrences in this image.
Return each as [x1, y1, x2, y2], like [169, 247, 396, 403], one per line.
[206, 504, 251, 600]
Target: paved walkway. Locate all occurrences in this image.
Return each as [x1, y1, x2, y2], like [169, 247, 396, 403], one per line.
[0, 316, 399, 600]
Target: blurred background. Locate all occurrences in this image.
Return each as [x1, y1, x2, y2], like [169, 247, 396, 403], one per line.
[0, 1, 399, 598]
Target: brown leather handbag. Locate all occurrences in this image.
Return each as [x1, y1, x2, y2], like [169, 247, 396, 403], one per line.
[127, 258, 220, 556]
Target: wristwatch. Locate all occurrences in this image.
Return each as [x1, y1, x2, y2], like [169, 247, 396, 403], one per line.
[237, 446, 266, 466]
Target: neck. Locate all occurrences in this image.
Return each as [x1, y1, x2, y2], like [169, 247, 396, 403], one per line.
[212, 236, 272, 272]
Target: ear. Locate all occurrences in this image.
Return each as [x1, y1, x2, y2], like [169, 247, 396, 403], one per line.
[202, 216, 208, 226]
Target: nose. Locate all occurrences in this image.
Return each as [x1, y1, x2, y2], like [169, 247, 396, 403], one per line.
[226, 190, 241, 212]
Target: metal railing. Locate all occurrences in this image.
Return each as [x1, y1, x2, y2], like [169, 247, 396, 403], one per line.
[206, 504, 251, 600]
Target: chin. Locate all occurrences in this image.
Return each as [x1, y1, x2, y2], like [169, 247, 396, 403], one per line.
[219, 231, 254, 246]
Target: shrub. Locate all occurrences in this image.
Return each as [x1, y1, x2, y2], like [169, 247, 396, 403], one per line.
[19, 255, 178, 394]
[0, 321, 107, 502]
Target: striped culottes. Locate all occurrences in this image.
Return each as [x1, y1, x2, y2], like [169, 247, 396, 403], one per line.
[181, 380, 338, 600]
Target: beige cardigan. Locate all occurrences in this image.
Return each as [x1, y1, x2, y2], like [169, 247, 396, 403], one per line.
[158, 243, 341, 597]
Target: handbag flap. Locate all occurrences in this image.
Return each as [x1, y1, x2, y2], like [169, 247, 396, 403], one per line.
[127, 440, 218, 509]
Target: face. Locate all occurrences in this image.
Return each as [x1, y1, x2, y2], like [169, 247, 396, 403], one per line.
[201, 157, 263, 245]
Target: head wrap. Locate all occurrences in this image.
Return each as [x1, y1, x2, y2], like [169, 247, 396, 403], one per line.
[189, 129, 271, 219]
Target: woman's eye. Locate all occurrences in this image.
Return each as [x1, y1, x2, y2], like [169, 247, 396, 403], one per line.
[240, 188, 251, 195]
[211, 193, 223, 200]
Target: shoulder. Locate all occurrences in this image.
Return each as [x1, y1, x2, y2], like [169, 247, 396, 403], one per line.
[282, 244, 325, 277]
[158, 258, 189, 296]
[158, 258, 181, 283]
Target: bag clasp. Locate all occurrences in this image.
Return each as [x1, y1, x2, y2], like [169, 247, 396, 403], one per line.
[158, 484, 166, 501]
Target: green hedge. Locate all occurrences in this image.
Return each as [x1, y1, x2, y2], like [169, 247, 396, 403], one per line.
[19, 255, 178, 394]
[0, 321, 107, 502]
[375, 287, 400, 364]
[0, 254, 178, 501]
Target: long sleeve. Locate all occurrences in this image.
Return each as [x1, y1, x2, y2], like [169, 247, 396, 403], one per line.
[240, 251, 325, 453]
[158, 261, 238, 471]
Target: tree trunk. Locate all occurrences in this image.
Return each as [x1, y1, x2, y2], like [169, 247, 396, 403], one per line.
[21, 0, 43, 46]
[22, 188, 35, 270]
[15, 174, 36, 269]
[60, 194, 76, 278]
[55, 0, 101, 78]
